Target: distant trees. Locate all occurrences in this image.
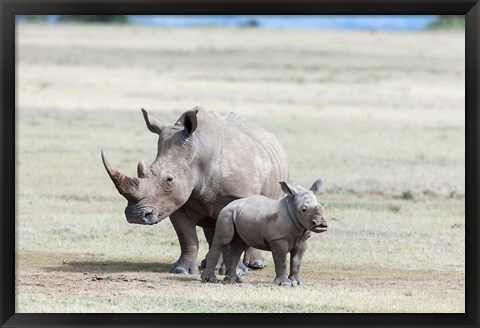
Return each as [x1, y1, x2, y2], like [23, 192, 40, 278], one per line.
[23, 15, 48, 22]
[18, 15, 129, 24]
[427, 15, 464, 29]
[58, 15, 128, 24]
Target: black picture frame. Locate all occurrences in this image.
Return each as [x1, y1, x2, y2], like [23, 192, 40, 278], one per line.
[1, 1, 478, 327]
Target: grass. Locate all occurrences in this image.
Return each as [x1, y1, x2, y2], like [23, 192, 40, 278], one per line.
[17, 280, 463, 313]
[16, 23, 465, 313]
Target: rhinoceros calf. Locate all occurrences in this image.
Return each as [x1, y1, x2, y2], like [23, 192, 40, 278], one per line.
[201, 179, 327, 286]
[102, 107, 288, 275]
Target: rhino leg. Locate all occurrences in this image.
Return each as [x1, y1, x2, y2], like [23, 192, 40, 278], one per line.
[200, 241, 222, 283]
[201, 211, 236, 283]
[270, 240, 291, 287]
[169, 209, 199, 275]
[243, 247, 266, 270]
[224, 238, 248, 284]
[202, 227, 248, 277]
[288, 240, 308, 287]
[201, 227, 225, 271]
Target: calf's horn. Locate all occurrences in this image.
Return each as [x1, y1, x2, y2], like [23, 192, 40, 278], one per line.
[101, 149, 140, 198]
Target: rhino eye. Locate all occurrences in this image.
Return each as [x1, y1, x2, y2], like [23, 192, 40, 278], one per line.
[302, 205, 307, 212]
[162, 174, 175, 192]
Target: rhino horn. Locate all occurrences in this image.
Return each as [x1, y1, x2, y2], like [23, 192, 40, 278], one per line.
[101, 149, 140, 199]
[137, 160, 153, 178]
[142, 108, 165, 135]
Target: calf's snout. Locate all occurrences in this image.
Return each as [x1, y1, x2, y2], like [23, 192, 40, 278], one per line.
[310, 213, 328, 233]
[312, 218, 327, 228]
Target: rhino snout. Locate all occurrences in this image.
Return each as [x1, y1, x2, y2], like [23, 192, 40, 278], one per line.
[125, 205, 161, 225]
[141, 209, 160, 225]
[312, 219, 327, 227]
[311, 217, 328, 233]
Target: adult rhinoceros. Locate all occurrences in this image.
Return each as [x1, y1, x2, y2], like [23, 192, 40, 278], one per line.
[101, 106, 289, 275]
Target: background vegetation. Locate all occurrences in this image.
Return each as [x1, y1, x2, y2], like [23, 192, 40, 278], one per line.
[19, 15, 466, 30]
[427, 15, 465, 30]
[58, 15, 128, 23]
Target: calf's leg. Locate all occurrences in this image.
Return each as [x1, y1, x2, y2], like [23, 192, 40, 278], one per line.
[270, 240, 291, 287]
[289, 240, 308, 287]
[202, 226, 248, 276]
[224, 238, 249, 284]
[201, 210, 236, 283]
[201, 227, 225, 273]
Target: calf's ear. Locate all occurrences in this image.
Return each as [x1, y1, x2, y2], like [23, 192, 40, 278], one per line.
[309, 178, 323, 194]
[280, 181, 298, 196]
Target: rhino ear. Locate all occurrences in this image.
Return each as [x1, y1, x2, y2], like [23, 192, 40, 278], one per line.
[142, 108, 165, 135]
[182, 108, 199, 136]
[280, 181, 298, 196]
[309, 178, 323, 194]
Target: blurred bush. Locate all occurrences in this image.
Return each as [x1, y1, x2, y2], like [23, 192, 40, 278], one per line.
[58, 15, 128, 24]
[24, 15, 48, 22]
[427, 15, 465, 30]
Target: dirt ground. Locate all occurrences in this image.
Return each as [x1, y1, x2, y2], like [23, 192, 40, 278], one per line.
[17, 251, 464, 313]
[16, 22, 465, 313]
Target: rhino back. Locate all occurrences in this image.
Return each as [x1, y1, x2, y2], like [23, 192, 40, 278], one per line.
[190, 110, 288, 217]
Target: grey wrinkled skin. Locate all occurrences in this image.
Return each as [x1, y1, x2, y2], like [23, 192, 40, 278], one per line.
[201, 179, 327, 286]
[102, 107, 288, 274]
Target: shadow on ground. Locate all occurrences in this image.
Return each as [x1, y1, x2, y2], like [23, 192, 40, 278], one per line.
[46, 260, 172, 273]
[163, 275, 200, 282]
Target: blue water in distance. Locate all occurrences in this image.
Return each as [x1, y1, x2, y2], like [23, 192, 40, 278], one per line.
[127, 15, 439, 31]
[24, 15, 440, 31]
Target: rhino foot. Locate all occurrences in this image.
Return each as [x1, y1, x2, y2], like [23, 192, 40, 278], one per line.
[288, 276, 303, 287]
[249, 260, 265, 269]
[273, 277, 292, 287]
[236, 262, 248, 277]
[200, 258, 225, 272]
[202, 261, 247, 276]
[171, 260, 198, 275]
[224, 275, 243, 284]
[171, 267, 189, 274]
[243, 248, 266, 269]
[219, 261, 248, 276]
[201, 271, 219, 284]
